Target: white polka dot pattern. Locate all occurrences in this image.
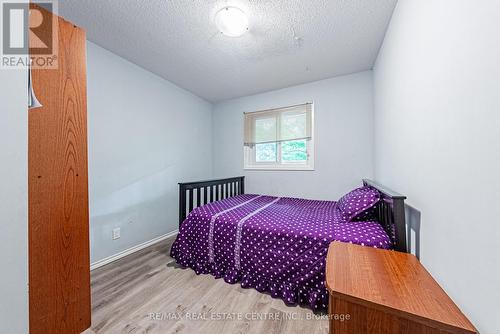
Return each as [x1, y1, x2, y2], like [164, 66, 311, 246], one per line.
[208, 195, 263, 263]
[337, 186, 381, 222]
[234, 197, 281, 270]
[171, 193, 391, 311]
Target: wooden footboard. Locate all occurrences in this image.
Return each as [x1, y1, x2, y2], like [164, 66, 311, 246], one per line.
[178, 176, 245, 227]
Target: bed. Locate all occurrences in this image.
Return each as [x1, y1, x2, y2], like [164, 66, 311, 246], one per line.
[171, 177, 407, 311]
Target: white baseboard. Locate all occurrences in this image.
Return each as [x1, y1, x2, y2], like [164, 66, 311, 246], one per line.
[90, 230, 178, 271]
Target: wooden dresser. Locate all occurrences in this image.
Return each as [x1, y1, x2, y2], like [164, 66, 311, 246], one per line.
[325, 242, 478, 334]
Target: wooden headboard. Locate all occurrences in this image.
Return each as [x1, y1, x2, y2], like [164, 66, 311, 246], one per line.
[363, 179, 408, 253]
[178, 177, 408, 253]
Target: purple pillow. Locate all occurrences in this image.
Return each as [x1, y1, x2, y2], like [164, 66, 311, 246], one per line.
[351, 206, 378, 222]
[337, 186, 380, 222]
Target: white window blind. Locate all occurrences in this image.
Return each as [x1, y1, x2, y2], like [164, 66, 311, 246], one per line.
[243, 103, 314, 170]
[244, 103, 313, 147]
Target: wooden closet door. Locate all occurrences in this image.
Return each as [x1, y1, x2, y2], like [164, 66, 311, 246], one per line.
[28, 6, 91, 334]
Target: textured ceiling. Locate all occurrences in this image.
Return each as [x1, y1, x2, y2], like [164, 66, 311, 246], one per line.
[59, 0, 397, 102]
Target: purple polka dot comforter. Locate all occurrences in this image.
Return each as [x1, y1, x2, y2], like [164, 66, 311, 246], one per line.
[170, 194, 392, 311]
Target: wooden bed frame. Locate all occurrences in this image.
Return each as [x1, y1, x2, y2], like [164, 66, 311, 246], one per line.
[179, 177, 408, 253]
[362, 179, 408, 253]
[178, 176, 245, 225]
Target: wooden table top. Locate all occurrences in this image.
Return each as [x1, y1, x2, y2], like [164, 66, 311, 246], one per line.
[325, 242, 478, 334]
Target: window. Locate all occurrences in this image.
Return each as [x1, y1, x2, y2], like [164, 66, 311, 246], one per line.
[244, 103, 314, 170]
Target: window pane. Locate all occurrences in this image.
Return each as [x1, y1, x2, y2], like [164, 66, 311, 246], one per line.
[281, 140, 307, 162]
[255, 117, 277, 143]
[281, 112, 307, 141]
[256, 143, 277, 162]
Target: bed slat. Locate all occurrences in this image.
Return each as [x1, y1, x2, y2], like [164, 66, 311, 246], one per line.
[188, 189, 194, 213]
[178, 177, 245, 227]
[363, 179, 408, 253]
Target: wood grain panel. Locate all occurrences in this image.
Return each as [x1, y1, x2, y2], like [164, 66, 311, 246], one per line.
[330, 295, 456, 334]
[29, 5, 90, 334]
[326, 242, 477, 334]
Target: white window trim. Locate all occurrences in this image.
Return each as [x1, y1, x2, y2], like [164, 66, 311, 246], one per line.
[243, 103, 315, 171]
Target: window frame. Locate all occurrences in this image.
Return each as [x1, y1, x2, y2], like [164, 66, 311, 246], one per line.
[243, 103, 315, 171]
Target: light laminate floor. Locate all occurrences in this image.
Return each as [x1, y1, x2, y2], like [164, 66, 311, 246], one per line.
[90, 236, 329, 334]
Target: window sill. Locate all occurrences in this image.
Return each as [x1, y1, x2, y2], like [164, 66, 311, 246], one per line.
[244, 165, 315, 171]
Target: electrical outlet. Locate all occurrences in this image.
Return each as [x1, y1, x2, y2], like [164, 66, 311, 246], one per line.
[112, 227, 121, 240]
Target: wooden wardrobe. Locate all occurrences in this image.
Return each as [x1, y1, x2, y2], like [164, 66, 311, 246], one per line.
[28, 5, 91, 334]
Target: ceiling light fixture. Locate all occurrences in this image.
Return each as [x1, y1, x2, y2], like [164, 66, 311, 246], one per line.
[215, 6, 249, 37]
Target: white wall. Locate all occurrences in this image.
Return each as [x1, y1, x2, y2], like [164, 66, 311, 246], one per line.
[373, 1, 500, 332]
[87, 42, 213, 264]
[212, 71, 374, 200]
[0, 69, 28, 331]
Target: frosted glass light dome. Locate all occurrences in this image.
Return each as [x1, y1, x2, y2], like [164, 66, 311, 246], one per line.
[215, 7, 249, 37]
